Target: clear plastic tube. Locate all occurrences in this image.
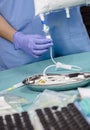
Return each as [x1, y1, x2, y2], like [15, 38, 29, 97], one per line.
[40, 14, 82, 76]
[50, 46, 57, 64]
[0, 82, 24, 95]
[43, 64, 56, 76]
[40, 14, 57, 65]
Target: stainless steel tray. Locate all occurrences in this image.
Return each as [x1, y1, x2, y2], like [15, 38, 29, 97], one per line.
[23, 72, 90, 91]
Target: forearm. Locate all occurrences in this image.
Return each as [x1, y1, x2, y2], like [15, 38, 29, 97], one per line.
[0, 15, 16, 42]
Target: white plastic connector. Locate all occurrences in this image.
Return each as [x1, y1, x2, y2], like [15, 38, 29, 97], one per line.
[43, 25, 49, 33]
[56, 62, 82, 71]
[56, 62, 72, 70]
[65, 8, 70, 18]
[39, 14, 45, 21]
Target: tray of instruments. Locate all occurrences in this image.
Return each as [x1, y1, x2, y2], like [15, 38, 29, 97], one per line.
[23, 72, 90, 91]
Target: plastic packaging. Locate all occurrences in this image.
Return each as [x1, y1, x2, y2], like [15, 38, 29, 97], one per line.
[0, 94, 29, 115]
[29, 89, 77, 111]
[80, 98, 90, 116]
[34, 0, 90, 15]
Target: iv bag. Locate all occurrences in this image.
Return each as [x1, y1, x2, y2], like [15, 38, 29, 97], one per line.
[34, 0, 90, 15]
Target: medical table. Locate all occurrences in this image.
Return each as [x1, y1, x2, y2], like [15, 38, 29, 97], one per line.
[0, 52, 90, 107]
[0, 52, 90, 130]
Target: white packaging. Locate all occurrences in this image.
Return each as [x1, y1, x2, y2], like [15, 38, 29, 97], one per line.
[78, 88, 90, 98]
[34, 0, 90, 15]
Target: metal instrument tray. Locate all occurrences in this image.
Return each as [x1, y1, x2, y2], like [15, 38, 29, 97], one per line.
[23, 72, 90, 91]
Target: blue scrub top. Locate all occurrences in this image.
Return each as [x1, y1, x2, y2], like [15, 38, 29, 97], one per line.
[46, 7, 90, 56]
[0, 0, 90, 70]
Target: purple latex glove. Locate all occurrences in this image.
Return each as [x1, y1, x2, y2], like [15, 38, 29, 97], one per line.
[13, 32, 53, 58]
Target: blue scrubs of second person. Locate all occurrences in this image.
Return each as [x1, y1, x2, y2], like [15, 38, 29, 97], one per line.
[0, 0, 90, 70]
[46, 7, 90, 56]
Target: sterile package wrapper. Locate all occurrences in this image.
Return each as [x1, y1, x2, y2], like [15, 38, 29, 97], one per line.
[28, 89, 77, 111]
[34, 0, 89, 15]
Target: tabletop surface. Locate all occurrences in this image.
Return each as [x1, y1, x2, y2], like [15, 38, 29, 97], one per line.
[0, 52, 90, 111]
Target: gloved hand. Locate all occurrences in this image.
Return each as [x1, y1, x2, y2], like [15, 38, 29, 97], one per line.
[13, 32, 53, 58]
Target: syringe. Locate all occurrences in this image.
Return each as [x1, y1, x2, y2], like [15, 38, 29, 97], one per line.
[0, 82, 24, 95]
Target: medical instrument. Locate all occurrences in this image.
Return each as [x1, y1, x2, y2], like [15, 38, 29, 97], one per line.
[34, 0, 90, 18]
[0, 72, 90, 93]
[22, 72, 90, 91]
[0, 82, 24, 95]
[39, 14, 82, 76]
[35, 0, 90, 75]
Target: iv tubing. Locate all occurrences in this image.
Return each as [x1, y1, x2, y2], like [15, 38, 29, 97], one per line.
[40, 14, 82, 76]
[50, 46, 57, 64]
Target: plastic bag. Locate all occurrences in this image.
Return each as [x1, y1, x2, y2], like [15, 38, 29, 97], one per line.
[80, 98, 90, 116]
[29, 89, 78, 111]
[34, 0, 89, 15]
[0, 94, 29, 115]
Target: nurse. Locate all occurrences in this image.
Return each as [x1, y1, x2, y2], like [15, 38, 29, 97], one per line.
[0, 0, 90, 71]
[0, 0, 53, 70]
